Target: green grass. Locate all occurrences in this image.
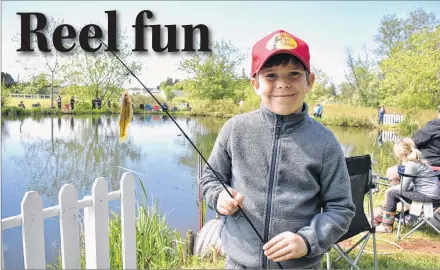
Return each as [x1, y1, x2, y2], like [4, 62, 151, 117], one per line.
[320, 103, 437, 130]
[316, 115, 374, 128]
[324, 249, 440, 269]
[8, 97, 53, 108]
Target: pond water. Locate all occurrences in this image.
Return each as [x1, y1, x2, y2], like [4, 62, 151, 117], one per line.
[1, 114, 399, 268]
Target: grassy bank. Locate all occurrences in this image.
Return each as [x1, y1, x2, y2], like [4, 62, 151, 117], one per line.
[320, 103, 436, 130]
[2, 99, 437, 131]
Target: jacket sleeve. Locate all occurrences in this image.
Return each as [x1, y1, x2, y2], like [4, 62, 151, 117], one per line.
[412, 124, 432, 148]
[296, 136, 356, 258]
[201, 118, 234, 213]
[401, 162, 417, 191]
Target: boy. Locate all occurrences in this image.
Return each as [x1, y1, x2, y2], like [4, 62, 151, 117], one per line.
[201, 30, 355, 269]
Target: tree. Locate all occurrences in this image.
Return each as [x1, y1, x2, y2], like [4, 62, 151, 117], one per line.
[306, 68, 335, 104]
[1, 72, 16, 87]
[61, 25, 142, 103]
[1, 79, 10, 106]
[342, 48, 378, 106]
[13, 16, 67, 107]
[374, 8, 439, 57]
[378, 26, 440, 110]
[179, 40, 245, 100]
[159, 77, 182, 100]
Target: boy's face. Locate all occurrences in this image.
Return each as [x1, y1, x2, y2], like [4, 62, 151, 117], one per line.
[250, 58, 315, 115]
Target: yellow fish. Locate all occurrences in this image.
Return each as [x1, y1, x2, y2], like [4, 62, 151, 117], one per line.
[119, 91, 133, 141]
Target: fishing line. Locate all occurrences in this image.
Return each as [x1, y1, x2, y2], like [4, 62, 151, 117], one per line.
[117, 166, 206, 200]
[93, 31, 283, 268]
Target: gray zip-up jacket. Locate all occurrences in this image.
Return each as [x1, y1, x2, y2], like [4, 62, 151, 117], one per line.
[401, 161, 440, 200]
[201, 102, 356, 269]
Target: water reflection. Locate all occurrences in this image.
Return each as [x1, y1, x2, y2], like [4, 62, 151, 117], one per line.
[5, 115, 144, 204]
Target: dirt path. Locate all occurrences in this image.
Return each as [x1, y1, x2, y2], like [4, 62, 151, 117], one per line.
[339, 238, 440, 254]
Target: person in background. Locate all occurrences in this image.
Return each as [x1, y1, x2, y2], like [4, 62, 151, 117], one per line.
[97, 98, 102, 109]
[70, 96, 76, 110]
[18, 101, 25, 109]
[378, 105, 386, 125]
[57, 95, 62, 109]
[374, 138, 440, 233]
[313, 104, 319, 117]
[386, 105, 440, 184]
[317, 104, 323, 118]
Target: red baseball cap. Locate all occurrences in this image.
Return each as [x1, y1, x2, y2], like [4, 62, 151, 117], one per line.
[251, 30, 310, 77]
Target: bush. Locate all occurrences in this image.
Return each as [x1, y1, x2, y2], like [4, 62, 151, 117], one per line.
[190, 99, 240, 115]
[397, 118, 419, 136]
[172, 96, 189, 103]
[317, 115, 374, 128]
[131, 95, 165, 108]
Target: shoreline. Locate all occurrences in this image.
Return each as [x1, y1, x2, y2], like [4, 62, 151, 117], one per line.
[1, 105, 411, 131]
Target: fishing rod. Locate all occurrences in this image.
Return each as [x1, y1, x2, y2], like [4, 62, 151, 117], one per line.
[91, 30, 283, 269]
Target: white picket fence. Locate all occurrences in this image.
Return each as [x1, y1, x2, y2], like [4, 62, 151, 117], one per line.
[1, 172, 136, 269]
[383, 114, 405, 125]
[380, 131, 401, 143]
[9, 93, 51, 99]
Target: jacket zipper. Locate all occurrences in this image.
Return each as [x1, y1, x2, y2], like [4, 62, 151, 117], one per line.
[262, 116, 282, 269]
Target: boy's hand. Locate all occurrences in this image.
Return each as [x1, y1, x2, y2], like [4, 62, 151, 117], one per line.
[216, 188, 244, 215]
[263, 232, 308, 262]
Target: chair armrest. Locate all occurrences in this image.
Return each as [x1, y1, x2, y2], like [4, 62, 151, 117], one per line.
[398, 171, 440, 178]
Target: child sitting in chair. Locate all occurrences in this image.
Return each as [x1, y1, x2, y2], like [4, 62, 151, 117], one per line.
[374, 138, 440, 233]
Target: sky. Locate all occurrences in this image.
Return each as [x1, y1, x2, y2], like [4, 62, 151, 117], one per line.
[1, 1, 440, 89]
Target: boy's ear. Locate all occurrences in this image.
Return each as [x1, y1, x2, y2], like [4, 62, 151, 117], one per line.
[250, 76, 260, 93]
[306, 72, 316, 92]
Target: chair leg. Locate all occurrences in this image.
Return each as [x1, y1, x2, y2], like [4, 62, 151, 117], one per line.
[425, 219, 440, 234]
[396, 210, 404, 241]
[368, 184, 378, 270]
[401, 219, 426, 240]
[372, 231, 378, 270]
[326, 252, 331, 269]
[333, 234, 368, 263]
[401, 206, 440, 240]
[353, 234, 370, 265]
[333, 244, 360, 270]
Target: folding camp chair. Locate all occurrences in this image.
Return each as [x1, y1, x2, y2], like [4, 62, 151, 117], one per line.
[395, 170, 440, 241]
[326, 155, 378, 270]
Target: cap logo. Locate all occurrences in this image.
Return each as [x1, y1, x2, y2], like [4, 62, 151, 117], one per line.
[265, 32, 298, 51]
